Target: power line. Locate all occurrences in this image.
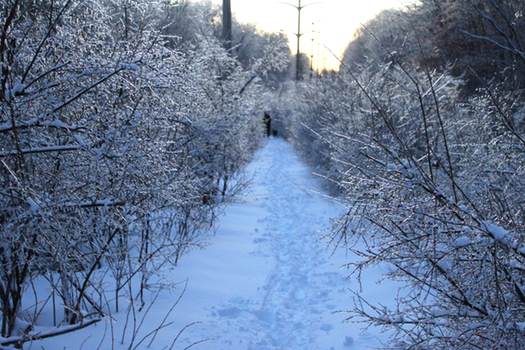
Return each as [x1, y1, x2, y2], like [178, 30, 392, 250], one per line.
[280, 1, 321, 81]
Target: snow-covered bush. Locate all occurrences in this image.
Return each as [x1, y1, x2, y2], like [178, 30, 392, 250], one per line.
[288, 36, 525, 350]
[0, 0, 287, 343]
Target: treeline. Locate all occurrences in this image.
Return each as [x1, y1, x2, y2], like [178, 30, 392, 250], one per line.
[278, 0, 525, 348]
[0, 0, 288, 345]
[343, 0, 525, 92]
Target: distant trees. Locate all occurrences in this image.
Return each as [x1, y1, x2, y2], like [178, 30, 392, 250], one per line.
[283, 0, 525, 348]
[342, 10, 409, 71]
[0, 0, 288, 345]
[420, 0, 525, 89]
[231, 24, 291, 88]
[343, 0, 525, 91]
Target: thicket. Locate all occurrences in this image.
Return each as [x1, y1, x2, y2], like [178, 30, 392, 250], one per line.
[0, 0, 288, 346]
[279, 1, 525, 348]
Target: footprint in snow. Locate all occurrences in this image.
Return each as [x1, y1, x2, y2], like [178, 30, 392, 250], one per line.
[215, 306, 242, 318]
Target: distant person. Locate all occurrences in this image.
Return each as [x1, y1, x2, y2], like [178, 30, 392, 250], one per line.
[263, 113, 272, 137]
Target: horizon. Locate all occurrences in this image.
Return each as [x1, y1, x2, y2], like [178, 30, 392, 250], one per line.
[192, 0, 415, 71]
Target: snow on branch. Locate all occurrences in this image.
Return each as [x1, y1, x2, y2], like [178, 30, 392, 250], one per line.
[0, 145, 82, 157]
[0, 119, 85, 133]
[0, 318, 101, 348]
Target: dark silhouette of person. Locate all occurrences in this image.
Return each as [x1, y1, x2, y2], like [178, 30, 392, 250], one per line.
[263, 113, 272, 137]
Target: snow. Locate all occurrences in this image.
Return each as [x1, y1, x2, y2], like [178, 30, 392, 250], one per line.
[45, 119, 70, 129]
[437, 258, 452, 271]
[120, 63, 140, 71]
[10, 81, 25, 97]
[483, 221, 508, 242]
[1, 144, 80, 157]
[453, 236, 472, 248]
[31, 138, 397, 350]
[26, 197, 40, 214]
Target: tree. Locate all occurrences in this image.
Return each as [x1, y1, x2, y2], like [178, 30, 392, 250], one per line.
[0, 0, 288, 344]
[282, 1, 525, 347]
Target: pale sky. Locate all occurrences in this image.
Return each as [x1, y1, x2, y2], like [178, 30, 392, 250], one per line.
[194, 0, 415, 70]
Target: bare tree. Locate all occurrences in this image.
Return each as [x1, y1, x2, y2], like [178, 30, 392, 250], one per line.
[0, 0, 288, 344]
[283, 2, 525, 348]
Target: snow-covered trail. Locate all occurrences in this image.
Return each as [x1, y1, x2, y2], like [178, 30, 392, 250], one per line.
[174, 138, 390, 349]
[195, 138, 346, 349]
[35, 138, 393, 350]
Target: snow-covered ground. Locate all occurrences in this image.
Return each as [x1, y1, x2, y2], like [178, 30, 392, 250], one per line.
[34, 138, 396, 350]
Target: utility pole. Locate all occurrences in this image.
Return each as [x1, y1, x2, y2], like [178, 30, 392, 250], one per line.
[310, 22, 315, 79]
[295, 0, 302, 81]
[281, 0, 320, 81]
[222, 0, 232, 51]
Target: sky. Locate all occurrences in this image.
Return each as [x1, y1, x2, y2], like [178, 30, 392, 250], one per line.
[194, 0, 415, 71]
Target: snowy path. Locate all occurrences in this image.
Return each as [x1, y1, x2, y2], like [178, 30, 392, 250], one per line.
[35, 138, 394, 350]
[174, 138, 391, 349]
